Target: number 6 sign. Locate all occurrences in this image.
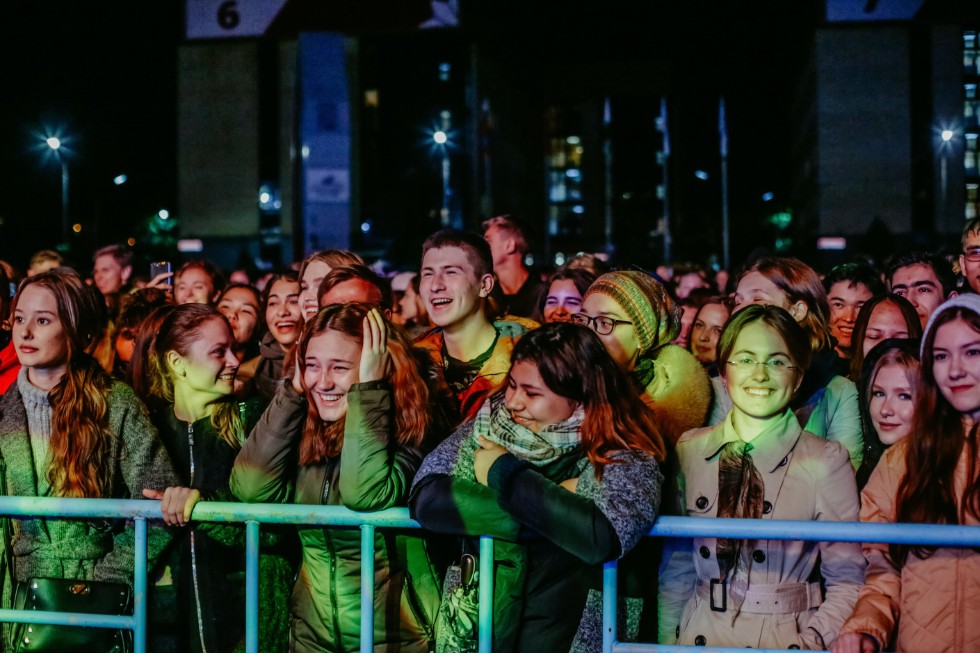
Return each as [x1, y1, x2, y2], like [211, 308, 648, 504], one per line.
[185, 0, 288, 39]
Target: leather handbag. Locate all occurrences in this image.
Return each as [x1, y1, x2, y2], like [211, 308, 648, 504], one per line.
[10, 578, 132, 652]
[0, 459, 133, 653]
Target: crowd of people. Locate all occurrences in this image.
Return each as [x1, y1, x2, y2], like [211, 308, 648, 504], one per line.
[0, 212, 978, 651]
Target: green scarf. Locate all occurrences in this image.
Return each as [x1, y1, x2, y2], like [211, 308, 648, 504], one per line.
[474, 392, 585, 465]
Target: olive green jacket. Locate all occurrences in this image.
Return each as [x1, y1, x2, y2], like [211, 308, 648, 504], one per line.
[230, 381, 441, 653]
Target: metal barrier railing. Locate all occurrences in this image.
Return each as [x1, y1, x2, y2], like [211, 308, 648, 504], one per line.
[0, 497, 977, 653]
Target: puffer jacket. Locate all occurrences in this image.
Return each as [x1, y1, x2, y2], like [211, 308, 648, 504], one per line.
[639, 344, 711, 444]
[837, 438, 980, 652]
[659, 410, 864, 649]
[230, 381, 441, 653]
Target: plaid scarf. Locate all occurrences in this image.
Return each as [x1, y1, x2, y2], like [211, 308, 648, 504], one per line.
[473, 392, 584, 465]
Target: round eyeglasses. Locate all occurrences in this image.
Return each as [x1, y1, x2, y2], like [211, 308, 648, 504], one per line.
[570, 313, 633, 336]
[726, 356, 798, 375]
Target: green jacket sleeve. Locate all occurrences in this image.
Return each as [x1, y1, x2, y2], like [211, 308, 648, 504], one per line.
[338, 381, 421, 511]
[230, 383, 305, 504]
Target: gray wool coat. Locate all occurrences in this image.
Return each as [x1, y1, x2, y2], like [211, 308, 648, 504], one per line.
[0, 380, 178, 591]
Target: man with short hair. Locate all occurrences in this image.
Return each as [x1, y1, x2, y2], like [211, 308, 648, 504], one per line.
[482, 215, 543, 320]
[318, 264, 391, 317]
[27, 249, 63, 277]
[959, 217, 980, 294]
[415, 229, 533, 421]
[887, 250, 957, 328]
[92, 244, 132, 297]
[823, 262, 885, 363]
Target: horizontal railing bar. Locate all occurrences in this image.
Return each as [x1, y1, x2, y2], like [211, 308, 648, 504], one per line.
[613, 645, 824, 652]
[0, 608, 133, 629]
[651, 515, 980, 546]
[0, 498, 976, 548]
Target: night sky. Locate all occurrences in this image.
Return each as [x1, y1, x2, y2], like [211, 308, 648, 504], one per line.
[0, 0, 816, 272]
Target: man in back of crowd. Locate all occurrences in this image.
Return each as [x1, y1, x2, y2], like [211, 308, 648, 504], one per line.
[414, 228, 533, 421]
[318, 264, 392, 316]
[959, 217, 980, 294]
[482, 215, 543, 320]
[824, 262, 885, 372]
[887, 250, 957, 328]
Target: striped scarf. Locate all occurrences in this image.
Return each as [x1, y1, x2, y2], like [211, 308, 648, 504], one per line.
[474, 392, 584, 465]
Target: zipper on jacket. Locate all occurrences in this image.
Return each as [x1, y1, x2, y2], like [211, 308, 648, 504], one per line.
[187, 422, 208, 653]
[325, 532, 345, 653]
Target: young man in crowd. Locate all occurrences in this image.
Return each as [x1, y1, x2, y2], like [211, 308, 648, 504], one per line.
[959, 217, 980, 294]
[482, 215, 543, 320]
[415, 229, 533, 421]
[824, 262, 885, 370]
[887, 250, 957, 328]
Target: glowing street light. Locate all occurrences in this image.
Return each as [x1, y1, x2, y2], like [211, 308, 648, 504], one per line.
[43, 134, 70, 242]
[433, 131, 448, 145]
[941, 129, 954, 142]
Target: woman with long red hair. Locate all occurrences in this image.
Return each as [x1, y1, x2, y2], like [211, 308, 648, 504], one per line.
[410, 322, 666, 652]
[230, 302, 446, 652]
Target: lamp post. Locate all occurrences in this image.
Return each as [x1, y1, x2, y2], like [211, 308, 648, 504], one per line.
[46, 137, 69, 243]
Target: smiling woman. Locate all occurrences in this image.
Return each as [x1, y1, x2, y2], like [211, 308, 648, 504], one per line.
[660, 305, 863, 649]
[231, 302, 449, 653]
[411, 323, 665, 652]
[134, 302, 292, 652]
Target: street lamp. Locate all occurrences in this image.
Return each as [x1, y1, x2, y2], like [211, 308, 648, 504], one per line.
[45, 136, 70, 243]
[937, 124, 959, 231]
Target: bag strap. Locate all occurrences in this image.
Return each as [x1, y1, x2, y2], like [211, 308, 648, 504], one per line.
[0, 457, 13, 592]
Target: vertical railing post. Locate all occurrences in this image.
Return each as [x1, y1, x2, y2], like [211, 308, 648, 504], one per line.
[478, 536, 494, 653]
[134, 517, 147, 653]
[602, 560, 618, 653]
[245, 520, 260, 653]
[361, 524, 376, 651]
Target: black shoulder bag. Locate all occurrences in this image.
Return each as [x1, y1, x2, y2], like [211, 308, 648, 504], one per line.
[0, 458, 132, 653]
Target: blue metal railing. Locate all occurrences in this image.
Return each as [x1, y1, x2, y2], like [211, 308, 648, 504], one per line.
[0, 497, 976, 653]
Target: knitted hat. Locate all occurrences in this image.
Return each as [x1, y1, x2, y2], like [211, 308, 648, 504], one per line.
[584, 270, 680, 355]
[921, 293, 980, 358]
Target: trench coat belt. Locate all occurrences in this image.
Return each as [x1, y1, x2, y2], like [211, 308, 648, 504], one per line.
[695, 579, 823, 615]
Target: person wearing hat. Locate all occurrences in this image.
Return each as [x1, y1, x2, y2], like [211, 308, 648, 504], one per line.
[576, 270, 711, 444]
[833, 293, 980, 653]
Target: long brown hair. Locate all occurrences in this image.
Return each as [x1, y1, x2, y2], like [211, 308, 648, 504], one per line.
[139, 304, 244, 448]
[14, 270, 115, 498]
[508, 323, 666, 474]
[893, 305, 980, 565]
[847, 294, 922, 382]
[297, 302, 430, 465]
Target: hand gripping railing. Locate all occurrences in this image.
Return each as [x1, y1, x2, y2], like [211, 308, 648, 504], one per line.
[0, 497, 977, 653]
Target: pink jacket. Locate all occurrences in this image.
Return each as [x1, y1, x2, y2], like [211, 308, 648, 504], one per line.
[838, 439, 980, 652]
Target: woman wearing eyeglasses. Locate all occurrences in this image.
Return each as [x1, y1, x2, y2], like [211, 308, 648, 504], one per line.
[575, 270, 711, 444]
[711, 257, 864, 470]
[659, 305, 864, 649]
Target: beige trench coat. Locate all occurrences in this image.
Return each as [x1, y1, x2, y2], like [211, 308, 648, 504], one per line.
[659, 410, 865, 649]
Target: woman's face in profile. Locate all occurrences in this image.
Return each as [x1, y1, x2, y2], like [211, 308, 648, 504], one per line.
[579, 292, 640, 371]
